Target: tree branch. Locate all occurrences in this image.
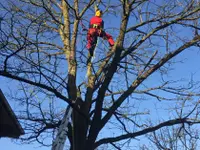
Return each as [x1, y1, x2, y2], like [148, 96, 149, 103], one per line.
[95, 117, 199, 148]
[100, 35, 200, 129]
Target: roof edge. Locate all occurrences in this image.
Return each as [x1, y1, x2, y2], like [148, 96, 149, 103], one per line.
[0, 89, 25, 137]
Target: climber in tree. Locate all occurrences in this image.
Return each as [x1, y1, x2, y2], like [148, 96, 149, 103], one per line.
[86, 8, 115, 57]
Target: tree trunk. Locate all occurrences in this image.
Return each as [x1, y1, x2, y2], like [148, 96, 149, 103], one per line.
[73, 100, 89, 150]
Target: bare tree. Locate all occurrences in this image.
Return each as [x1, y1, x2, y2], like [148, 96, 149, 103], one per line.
[143, 123, 199, 150]
[0, 0, 200, 150]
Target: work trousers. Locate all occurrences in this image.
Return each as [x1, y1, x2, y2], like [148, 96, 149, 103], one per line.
[86, 28, 115, 51]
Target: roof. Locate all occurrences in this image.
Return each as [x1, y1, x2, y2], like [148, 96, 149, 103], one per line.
[0, 89, 24, 138]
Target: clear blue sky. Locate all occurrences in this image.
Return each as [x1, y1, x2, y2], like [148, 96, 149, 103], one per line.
[1, 0, 200, 150]
[0, 77, 50, 150]
[1, 44, 199, 150]
[0, 138, 49, 150]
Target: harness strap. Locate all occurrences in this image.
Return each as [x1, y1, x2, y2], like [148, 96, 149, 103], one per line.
[90, 24, 102, 29]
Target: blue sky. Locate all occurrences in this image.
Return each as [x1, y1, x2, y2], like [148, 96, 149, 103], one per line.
[0, 138, 49, 150]
[1, 0, 200, 150]
[1, 45, 199, 150]
[0, 77, 50, 150]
